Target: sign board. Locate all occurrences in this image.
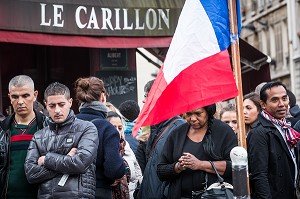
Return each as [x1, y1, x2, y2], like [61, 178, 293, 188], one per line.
[96, 70, 137, 107]
[101, 48, 128, 69]
[0, 0, 184, 37]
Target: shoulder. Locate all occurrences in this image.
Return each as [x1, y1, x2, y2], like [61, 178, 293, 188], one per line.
[90, 118, 113, 129]
[168, 122, 189, 138]
[294, 120, 300, 132]
[212, 119, 230, 128]
[91, 118, 119, 135]
[74, 118, 97, 130]
[212, 119, 234, 134]
[1, 114, 14, 131]
[247, 121, 272, 144]
[33, 126, 50, 139]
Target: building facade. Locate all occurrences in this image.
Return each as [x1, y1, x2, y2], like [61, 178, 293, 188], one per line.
[241, 0, 300, 101]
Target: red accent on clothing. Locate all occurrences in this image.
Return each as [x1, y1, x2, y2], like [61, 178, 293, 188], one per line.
[11, 134, 34, 142]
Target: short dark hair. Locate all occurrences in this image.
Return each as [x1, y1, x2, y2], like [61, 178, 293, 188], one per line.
[118, 100, 140, 122]
[287, 89, 296, 108]
[44, 82, 70, 101]
[107, 111, 122, 120]
[260, 81, 287, 103]
[144, 79, 155, 93]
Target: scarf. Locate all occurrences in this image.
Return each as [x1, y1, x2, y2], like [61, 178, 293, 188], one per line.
[79, 101, 108, 116]
[261, 110, 300, 147]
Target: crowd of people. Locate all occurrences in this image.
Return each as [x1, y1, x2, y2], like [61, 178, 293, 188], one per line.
[0, 75, 300, 199]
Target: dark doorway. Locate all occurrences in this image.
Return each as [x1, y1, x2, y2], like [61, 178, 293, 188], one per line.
[0, 43, 90, 115]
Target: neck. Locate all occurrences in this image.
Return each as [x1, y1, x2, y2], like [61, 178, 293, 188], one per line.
[15, 111, 36, 125]
[188, 125, 207, 142]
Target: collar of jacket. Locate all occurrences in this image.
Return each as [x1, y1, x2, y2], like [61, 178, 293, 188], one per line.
[0, 110, 46, 132]
[79, 108, 106, 119]
[48, 110, 75, 131]
[256, 112, 293, 129]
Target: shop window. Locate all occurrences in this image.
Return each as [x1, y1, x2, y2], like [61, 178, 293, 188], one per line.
[274, 23, 283, 65]
[251, 0, 257, 16]
[266, 0, 272, 8]
[257, 0, 265, 12]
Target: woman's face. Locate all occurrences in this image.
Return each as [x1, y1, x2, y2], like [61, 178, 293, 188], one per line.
[108, 116, 124, 134]
[221, 111, 238, 133]
[185, 108, 208, 130]
[243, 99, 259, 125]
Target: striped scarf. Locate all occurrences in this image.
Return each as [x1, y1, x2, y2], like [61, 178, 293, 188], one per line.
[261, 110, 300, 147]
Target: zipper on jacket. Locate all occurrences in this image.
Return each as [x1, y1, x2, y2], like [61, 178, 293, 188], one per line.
[4, 130, 11, 198]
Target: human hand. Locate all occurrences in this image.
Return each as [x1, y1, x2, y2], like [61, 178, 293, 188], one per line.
[67, 148, 77, 156]
[38, 156, 45, 166]
[181, 152, 201, 170]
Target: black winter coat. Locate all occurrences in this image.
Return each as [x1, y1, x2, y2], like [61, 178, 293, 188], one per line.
[247, 114, 297, 199]
[157, 119, 238, 199]
[24, 110, 99, 199]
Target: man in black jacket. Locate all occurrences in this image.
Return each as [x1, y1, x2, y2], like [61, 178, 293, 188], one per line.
[247, 82, 299, 199]
[24, 82, 99, 198]
[0, 75, 47, 199]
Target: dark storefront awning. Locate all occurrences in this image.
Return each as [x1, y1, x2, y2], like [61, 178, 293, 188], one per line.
[0, 30, 172, 48]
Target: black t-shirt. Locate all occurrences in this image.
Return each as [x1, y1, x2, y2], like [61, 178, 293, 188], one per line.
[181, 136, 206, 197]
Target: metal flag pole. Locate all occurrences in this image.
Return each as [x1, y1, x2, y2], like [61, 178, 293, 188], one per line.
[227, 0, 250, 198]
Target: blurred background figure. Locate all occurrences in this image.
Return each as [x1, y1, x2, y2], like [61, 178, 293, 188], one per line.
[254, 82, 267, 97]
[220, 103, 238, 134]
[107, 111, 131, 199]
[118, 100, 140, 153]
[0, 112, 5, 121]
[287, 89, 300, 125]
[107, 111, 143, 199]
[106, 102, 118, 112]
[243, 92, 261, 135]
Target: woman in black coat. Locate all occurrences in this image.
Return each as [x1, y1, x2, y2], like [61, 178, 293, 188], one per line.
[157, 104, 238, 199]
[75, 77, 126, 199]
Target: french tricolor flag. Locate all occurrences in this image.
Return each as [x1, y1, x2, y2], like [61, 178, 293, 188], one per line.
[133, 0, 240, 135]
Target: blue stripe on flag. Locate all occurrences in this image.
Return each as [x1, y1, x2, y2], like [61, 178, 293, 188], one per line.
[200, 0, 241, 51]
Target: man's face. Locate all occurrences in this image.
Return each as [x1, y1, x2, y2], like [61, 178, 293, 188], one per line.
[142, 91, 149, 104]
[45, 95, 72, 124]
[260, 85, 289, 119]
[8, 85, 37, 118]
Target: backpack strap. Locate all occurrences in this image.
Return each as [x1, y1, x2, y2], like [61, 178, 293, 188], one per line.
[150, 118, 181, 154]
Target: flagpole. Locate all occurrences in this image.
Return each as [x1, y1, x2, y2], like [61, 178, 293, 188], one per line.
[228, 0, 250, 197]
[227, 0, 246, 149]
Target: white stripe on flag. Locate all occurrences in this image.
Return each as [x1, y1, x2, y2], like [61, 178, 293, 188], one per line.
[163, 0, 221, 84]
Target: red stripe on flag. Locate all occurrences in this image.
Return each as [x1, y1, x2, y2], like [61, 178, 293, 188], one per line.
[11, 134, 34, 142]
[133, 50, 238, 136]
